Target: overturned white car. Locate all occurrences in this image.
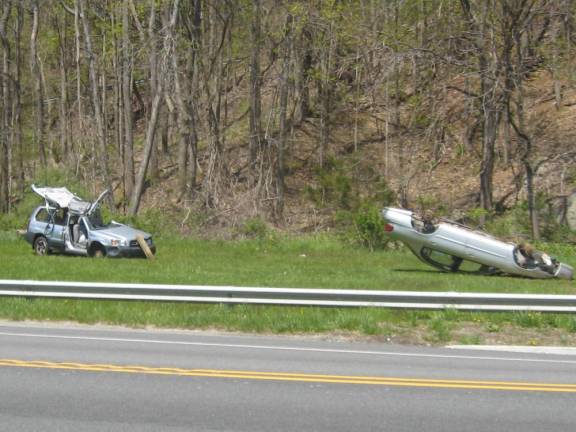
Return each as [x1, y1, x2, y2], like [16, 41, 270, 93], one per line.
[382, 207, 573, 280]
[25, 185, 155, 258]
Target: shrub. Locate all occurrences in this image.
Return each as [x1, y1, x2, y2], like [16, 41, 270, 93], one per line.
[305, 158, 353, 209]
[484, 201, 576, 244]
[238, 217, 269, 240]
[352, 204, 389, 250]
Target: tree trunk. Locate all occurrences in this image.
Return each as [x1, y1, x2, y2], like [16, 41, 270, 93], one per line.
[30, 0, 46, 171]
[122, 0, 135, 203]
[295, 22, 312, 123]
[128, 89, 163, 216]
[507, 7, 541, 240]
[479, 106, 498, 213]
[74, 0, 83, 162]
[57, 13, 70, 163]
[187, 0, 202, 196]
[128, 0, 180, 215]
[174, 20, 200, 199]
[275, 14, 293, 220]
[13, 2, 23, 195]
[460, 0, 502, 221]
[524, 162, 540, 240]
[0, 3, 11, 212]
[319, 22, 335, 170]
[147, 0, 159, 184]
[249, 0, 262, 172]
[200, 3, 230, 207]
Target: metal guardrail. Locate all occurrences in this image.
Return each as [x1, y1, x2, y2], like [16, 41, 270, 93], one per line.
[1, 279, 576, 313]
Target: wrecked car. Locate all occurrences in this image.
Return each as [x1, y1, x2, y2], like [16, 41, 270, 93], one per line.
[25, 185, 156, 258]
[382, 207, 573, 280]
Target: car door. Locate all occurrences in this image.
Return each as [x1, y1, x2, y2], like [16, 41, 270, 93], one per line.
[49, 208, 67, 251]
[31, 207, 51, 235]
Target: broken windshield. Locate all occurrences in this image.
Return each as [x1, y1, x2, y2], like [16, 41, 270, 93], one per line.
[86, 209, 110, 229]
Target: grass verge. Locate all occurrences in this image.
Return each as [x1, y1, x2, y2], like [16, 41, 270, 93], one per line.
[1, 232, 576, 345]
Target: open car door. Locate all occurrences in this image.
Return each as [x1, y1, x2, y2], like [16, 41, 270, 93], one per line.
[88, 189, 109, 215]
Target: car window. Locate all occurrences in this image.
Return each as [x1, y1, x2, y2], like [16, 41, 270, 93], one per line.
[411, 214, 438, 234]
[458, 260, 484, 272]
[421, 247, 458, 271]
[420, 247, 494, 274]
[80, 219, 89, 235]
[35, 208, 50, 223]
[53, 209, 67, 226]
[86, 209, 109, 229]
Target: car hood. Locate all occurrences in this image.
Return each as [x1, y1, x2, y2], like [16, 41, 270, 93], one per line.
[94, 223, 152, 241]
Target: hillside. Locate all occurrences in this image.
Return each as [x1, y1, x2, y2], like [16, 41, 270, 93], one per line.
[1, 1, 575, 241]
[135, 67, 576, 236]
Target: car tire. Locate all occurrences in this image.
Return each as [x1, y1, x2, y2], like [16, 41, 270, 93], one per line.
[34, 236, 49, 256]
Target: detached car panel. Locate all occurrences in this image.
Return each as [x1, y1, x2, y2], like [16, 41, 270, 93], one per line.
[382, 207, 573, 280]
[26, 184, 156, 258]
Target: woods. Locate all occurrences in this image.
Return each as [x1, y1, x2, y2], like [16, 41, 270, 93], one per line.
[0, 0, 575, 238]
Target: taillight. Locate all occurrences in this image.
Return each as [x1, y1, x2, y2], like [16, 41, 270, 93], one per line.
[384, 223, 394, 232]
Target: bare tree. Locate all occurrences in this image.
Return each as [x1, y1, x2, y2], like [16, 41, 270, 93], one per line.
[128, 0, 180, 216]
[275, 13, 293, 220]
[175, 0, 201, 199]
[503, 0, 551, 240]
[73, 0, 84, 165]
[0, 2, 11, 212]
[30, 0, 47, 170]
[460, 0, 505, 219]
[295, 17, 312, 123]
[12, 1, 23, 196]
[249, 0, 263, 173]
[122, 0, 135, 203]
[78, 0, 114, 209]
[199, 2, 232, 207]
[319, 20, 335, 169]
[57, 17, 69, 161]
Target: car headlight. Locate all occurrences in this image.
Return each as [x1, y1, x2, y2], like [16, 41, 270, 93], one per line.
[111, 239, 127, 247]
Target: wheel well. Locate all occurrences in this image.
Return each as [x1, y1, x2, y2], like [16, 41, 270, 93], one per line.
[88, 242, 106, 257]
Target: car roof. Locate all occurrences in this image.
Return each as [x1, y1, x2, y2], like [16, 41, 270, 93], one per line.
[32, 184, 92, 214]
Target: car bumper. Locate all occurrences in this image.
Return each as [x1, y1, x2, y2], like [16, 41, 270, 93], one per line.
[106, 245, 157, 258]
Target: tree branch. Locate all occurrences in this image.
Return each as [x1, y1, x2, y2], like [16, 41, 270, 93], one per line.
[59, 0, 77, 17]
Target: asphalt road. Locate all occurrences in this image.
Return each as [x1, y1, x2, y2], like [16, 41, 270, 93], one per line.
[1, 321, 576, 431]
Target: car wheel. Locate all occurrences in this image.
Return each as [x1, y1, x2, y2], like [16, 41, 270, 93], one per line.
[34, 236, 49, 256]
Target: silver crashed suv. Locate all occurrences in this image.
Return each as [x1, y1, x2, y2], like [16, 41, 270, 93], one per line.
[25, 185, 156, 258]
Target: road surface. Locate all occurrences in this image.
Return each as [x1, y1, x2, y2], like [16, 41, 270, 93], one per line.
[1, 321, 575, 431]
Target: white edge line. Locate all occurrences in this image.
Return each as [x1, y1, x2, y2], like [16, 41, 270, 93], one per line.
[1, 331, 576, 365]
[447, 345, 576, 355]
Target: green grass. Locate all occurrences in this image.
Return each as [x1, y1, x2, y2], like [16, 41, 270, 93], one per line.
[2, 232, 575, 293]
[1, 232, 576, 344]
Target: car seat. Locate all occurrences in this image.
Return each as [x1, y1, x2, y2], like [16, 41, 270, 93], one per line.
[73, 224, 80, 244]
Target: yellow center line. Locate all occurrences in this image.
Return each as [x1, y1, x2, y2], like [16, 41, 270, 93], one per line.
[1, 359, 575, 393]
